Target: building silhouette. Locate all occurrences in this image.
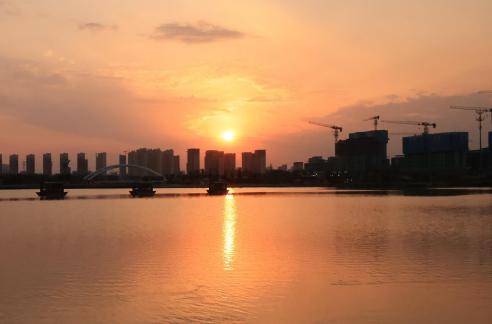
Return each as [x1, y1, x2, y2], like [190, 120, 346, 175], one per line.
[187, 148, 200, 175]
[335, 130, 389, 175]
[241, 150, 267, 175]
[224, 153, 236, 178]
[26, 154, 35, 175]
[127, 148, 179, 177]
[77, 153, 89, 175]
[149, 149, 163, 174]
[254, 150, 267, 174]
[292, 162, 304, 172]
[241, 152, 254, 175]
[393, 132, 468, 176]
[9, 154, 19, 175]
[119, 154, 127, 177]
[205, 150, 224, 177]
[173, 155, 180, 175]
[278, 164, 288, 171]
[96, 152, 107, 175]
[60, 153, 70, 175]
[161, 149, 174, 176]
[43, 153, 52, 176]
[128, 148, 146, 177]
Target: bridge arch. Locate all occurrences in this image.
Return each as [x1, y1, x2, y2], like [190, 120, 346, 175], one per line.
[84, 164, 165, 181]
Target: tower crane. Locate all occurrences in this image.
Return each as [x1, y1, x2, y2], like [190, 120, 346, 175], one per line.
[364, 116, 380, 130]
[381, 120, 436, 135]
[450, 105, 492, 153]
[450, 105, 492, 170]
[309, 121, 343, 142]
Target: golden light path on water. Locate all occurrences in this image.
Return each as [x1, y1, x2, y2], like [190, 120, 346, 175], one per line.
[223, 193, 236, 271]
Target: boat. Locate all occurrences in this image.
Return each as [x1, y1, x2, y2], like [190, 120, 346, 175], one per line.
[130, 183, 156, 197]
[207, 181, 229, 195]
[36, 182, 67, 200]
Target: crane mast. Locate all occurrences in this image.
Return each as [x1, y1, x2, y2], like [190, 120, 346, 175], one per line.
[364, 116, 380, 131]
[450, 105, 492, 170]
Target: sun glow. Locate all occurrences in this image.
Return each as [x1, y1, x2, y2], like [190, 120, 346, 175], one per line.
[222, 130, 235, 142]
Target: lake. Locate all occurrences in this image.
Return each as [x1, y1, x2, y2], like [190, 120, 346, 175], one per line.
[0, 188, 491, 323]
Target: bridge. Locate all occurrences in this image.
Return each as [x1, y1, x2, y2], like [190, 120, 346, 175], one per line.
[83, 164, 165, 181]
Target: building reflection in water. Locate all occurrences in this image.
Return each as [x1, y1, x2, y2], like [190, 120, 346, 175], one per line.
[223, 194, 236, 271]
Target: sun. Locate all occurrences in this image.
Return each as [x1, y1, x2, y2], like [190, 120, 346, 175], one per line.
[221, 130, 235, 142]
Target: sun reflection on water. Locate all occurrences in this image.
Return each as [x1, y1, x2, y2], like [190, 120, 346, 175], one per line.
[223, 194, 236, 271]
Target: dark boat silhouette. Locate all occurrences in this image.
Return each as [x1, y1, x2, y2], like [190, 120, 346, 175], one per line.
[207, 181, 229, 195]
[130, 183, 156, 197]
[37, 182, 67, 200]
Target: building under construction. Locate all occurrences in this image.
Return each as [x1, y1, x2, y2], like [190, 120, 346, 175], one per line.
[391, 132, 469, 178]
[335, 130, 389, 177]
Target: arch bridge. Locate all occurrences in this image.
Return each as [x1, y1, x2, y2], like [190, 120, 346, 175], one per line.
[83, 164, 165, 181]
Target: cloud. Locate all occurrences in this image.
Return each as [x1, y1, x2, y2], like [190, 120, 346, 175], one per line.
[0, 0, 20, 15]
[0, 57, 184, 148]
[152, 22, 245, 43]
[78, 22, 116, 32]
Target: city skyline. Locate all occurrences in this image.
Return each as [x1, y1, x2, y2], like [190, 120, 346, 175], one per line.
[0, 147, 270, 175]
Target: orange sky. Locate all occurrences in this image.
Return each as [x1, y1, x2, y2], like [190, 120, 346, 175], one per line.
[1, 0, 492, 167]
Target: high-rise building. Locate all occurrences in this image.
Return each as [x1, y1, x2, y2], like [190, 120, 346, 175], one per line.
[224, 153, 236, 178]
[148, 149, 163, 174]
[77, 153, 89, 175]
[253, 150, 267, 174]
[173, 155, 180, 175]
[161, 149, 174, 176]
[9, 154, 19, 175]
[127, 150, 137, 176]
[241, 150, 267, 175]
[60, 153, 70, 175]
[187, 148, 200, 175]
[205, 150, 224, 177]
[126, 148, 179, 177]
[119, 154, 127, 177]
[241, 152, 254, 175]
[43, 153, 52, 176]
[336, 130, 389, 173]
[26, 154, 35, 175]
[96, 152, 107, 174]
[128, 148, 150, 177]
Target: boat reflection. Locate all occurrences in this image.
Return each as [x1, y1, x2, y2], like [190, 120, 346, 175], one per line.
[223, 193, 236, 271]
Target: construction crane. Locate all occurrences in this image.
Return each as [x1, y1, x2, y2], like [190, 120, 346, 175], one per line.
[309, 121, 343, 142]
[450, 105, 492, 170]
[381, 120, 436, 135]
[364, 115, 380, 130]
[450, 105, 492, 153]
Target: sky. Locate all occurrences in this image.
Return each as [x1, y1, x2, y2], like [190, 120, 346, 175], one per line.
[1, 0, 492, 168]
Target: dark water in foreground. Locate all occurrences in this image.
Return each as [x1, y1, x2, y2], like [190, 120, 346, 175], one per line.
[0, 188, 491, 323]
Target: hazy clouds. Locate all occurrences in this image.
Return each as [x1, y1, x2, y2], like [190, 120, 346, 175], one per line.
[152, 22, 245, 43]
[0, 57, 183, 150]
[78, 22, 117, 32]
[0, 0, 19, 15]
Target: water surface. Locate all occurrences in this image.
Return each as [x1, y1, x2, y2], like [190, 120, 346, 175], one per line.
[1, 188, 491, 323]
